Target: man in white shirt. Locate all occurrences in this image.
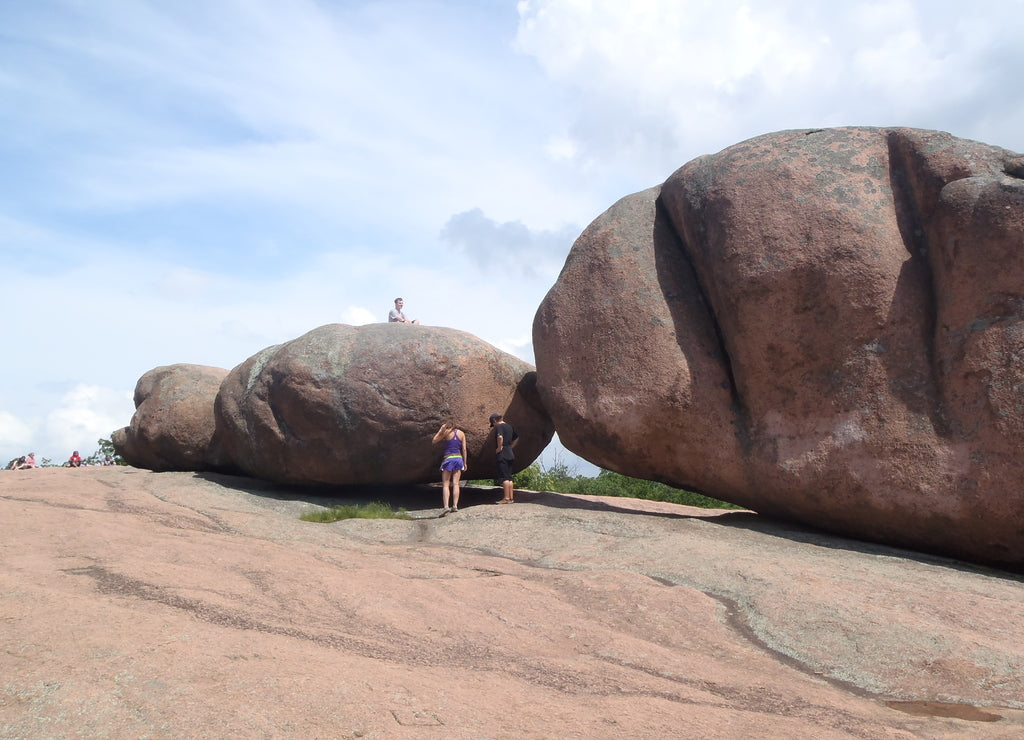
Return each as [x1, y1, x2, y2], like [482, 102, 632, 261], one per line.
[388, 297, 419, 324]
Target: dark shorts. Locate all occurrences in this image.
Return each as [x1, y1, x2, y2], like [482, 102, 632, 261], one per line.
[494, 457, 514, 485]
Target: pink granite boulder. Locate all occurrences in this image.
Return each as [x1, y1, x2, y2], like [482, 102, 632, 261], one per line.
[113, 364, 229, 471]
[215, 323, 553, 486]
[534, 126, 1024, 568]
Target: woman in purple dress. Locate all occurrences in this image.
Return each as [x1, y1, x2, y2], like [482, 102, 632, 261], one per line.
[432, 421, 467, 513]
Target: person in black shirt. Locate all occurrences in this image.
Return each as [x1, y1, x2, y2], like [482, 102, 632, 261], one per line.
[489, 413, 517, 503]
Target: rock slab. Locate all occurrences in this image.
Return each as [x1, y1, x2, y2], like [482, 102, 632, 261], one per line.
[534, 127, 1024, 568]
[2, 467, 1023, 738]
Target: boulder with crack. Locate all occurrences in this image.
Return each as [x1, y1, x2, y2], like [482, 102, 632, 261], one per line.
[534, 126, 1024, 568]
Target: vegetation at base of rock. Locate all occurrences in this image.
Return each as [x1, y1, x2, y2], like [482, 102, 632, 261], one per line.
[28, 438, 126, 468]
[90, 437, 126, 466]
[300, 501, 410, 522]
[472, 459, 743, 509]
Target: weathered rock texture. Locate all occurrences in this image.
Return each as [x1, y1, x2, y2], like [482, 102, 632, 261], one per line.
[215, 323, 553, 485]
[534, 127, 1024, 568]
[113, 363, 229, 471]
[3, 468, 1023, 737]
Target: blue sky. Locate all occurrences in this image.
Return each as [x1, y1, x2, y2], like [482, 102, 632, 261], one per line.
[2, 0, 1023, 469]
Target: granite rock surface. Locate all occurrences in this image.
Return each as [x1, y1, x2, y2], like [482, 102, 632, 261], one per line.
[534, 127, 1024, 568]
[2, 467, 1022, 738]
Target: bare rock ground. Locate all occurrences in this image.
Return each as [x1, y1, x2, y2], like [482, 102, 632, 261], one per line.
[2, 467, 1023, 738]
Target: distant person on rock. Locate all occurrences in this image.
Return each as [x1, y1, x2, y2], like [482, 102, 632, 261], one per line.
[388, 297, 419, 324]
[11, 453, 36, 470]
[68, 450, 82, 467]
[489, 413, 518, 504]
[432, 421, 467, 514]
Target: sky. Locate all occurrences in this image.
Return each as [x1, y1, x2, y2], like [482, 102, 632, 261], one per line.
[2, 0, 1023, 470]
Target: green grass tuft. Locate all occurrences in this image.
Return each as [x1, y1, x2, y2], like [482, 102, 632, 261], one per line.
[301, 501, 410, 523]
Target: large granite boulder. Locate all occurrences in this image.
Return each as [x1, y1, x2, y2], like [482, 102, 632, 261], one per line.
[215, 323, 553, 486]
[534, 126, 1024, 568]
[113, 364, 229, 471]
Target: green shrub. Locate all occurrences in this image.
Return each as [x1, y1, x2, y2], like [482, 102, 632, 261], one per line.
[513, 460, 742, 510]
[301, 501, 410, 522]
[460, 453, 741, 510]
[572, 470, 743, 509]
[87, 437, 126, 466]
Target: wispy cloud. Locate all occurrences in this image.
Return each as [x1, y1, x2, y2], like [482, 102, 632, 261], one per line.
[440, 208, 576, 278]
[515, 0, 1024, 173]
[44, 384, 133, 459]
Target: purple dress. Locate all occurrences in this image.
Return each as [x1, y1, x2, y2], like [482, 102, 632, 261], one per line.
[440, 431, 465, 471]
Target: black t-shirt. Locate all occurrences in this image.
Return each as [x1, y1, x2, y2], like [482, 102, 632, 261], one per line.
[495, 421, 517, 460]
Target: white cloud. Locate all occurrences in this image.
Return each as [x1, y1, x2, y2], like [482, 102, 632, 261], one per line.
[514, 0, 1024, 175]
[516, 0, 828, 167]
[340, 306, 378, 326]
[494, 333, 536, 365]
[0, 412, 33, 459]
[42, 385, 133, 462]
[2, 0, 588, 245]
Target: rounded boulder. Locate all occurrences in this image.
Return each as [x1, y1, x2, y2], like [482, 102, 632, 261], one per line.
[214, 323, 553, 486]
[113, 364, 229, 472]
[535, 126, 1024, 568]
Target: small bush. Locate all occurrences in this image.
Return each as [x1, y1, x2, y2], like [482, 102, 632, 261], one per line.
[87, 436, 126, 466]
[301, 501, 410, 523]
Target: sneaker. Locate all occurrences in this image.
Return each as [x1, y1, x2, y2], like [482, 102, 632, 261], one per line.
[450, 506, 458, 513]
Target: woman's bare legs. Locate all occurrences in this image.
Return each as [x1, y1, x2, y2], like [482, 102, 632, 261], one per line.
[441, 469, 452, 510]
[451, 469, 462, 510]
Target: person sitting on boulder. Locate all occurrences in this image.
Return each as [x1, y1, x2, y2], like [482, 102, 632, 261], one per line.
[67, 450, 83, 467]
[388, 297, 419, 324]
